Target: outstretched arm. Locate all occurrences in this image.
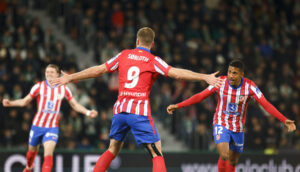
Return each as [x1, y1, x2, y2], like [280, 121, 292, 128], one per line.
[68, 98, 98, 118]
[257, 97, 296, 132]
[167, 67, 224, 88]
[2, 95, 33, 107]
[50, 64, 108, 85]
[167, 89, 214, 114]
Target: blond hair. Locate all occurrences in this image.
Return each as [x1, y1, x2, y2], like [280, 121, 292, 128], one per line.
[46, 64, 59, 73]
[137, 27, 155, 46]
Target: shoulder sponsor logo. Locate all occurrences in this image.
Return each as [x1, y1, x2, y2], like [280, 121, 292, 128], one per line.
[255, 87, 262, 97]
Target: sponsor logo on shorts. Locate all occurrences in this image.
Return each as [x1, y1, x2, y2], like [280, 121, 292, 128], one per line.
[216, 134, 220, 140]
[234, 142, 243, 147]
[45, 132, 58, 138]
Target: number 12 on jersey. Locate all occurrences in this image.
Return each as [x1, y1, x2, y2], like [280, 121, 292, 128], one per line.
[124, 66, 140, 89]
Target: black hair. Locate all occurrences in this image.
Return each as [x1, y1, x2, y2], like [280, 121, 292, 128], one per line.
[229, 59, 244, 72]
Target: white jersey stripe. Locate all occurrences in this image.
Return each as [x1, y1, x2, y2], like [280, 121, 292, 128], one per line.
[114, 101, 120, 114]
[232, 87, 241, 132]
[155, 57, 168, 68]
[33, 82, 45, 125]
[65, 86, 73, 99]
[110, 62, 119, 71]
[239, 82, 249, 132]
[217, 83, 226, 125]
[208, 85, 214, 91]
[119, 99, 126, 112]
[144, 100, 148, 116]
[135, 100, 142, 114]
[38, 85, 51, 127]
[30, 84, 40, 97]
[107, 53, 120, 64]
[154, 65, 165, 76]
[126, 99, 134, 113]
[45, 87, 58, 127]
[52, 86, 64, 127]
[225, 86, 233, 129]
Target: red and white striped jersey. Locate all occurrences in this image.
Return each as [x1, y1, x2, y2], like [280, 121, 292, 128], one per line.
[29, 80, 73, 128]
[177, 76, 287, 132]
[105, 47, 172, 117]
[210, 76, 258, 132]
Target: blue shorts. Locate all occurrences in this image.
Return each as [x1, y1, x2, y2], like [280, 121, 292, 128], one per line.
[29, 125, 59, 146]
[213, 124, 244, 153]
[109, 113, 160, 145]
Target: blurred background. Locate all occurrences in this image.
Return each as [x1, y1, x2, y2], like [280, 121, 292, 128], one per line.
[0, 0, 300, 171]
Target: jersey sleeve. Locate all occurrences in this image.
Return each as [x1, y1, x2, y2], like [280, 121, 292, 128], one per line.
[64, 86, 73, 101]
[250, 82, 287, 123]
[177, 85, 216, 108]
[153, 56, 172, 77]
[105, 52, 122, 73]
[250, 82, 264, 100]
[29, 83, 40, 98]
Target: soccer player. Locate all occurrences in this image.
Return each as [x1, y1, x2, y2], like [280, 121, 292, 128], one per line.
[167, 59, 296, 172]
[51, 27, 224, 172]
[2, 64, 98, 172]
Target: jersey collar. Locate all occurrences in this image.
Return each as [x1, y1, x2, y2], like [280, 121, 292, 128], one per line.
[45, 80, 58, 88]
[228, 77, 244, 89]
[136, 47, 150, 53]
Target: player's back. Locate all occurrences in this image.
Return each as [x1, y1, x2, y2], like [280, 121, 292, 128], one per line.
[105, 47, 171, 117]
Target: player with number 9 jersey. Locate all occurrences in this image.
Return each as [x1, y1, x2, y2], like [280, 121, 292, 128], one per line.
[105, 47, 171, 117]
[52, 27, 225, 172]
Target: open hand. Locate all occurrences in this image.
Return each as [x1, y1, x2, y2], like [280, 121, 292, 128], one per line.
[89, 110, 98, 118]
[2, 99, 11, 107]
[167, 104, 178, 115]
[205, 71, 225, 88]
[285, 119, 296, 132]
[49, 70, 71, 86]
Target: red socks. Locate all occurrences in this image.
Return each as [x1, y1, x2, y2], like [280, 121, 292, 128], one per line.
[218, 157, 236, 172]
[226, 162, 236, 172]
[24, 150, 38, 172]
[152, 156, 166, 172]
[93, 150, 115, 172]
[218, 158, 227, 172]
[92, 151, 167, 172]
[42, 156, 53, 172]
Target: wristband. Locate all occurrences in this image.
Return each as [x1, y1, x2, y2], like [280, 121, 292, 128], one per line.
[86, 110, 91, 116]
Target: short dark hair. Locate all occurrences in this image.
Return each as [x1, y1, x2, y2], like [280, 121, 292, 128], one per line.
[229, 59, 244, 72]
[137, 27, 155, 46]
[46, 64, 59, 73]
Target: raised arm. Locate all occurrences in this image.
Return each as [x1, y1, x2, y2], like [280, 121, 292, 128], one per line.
[256, 97, 296, 132]
[68, 98, 98, 118]
[51, 64, 108, 85]
[167, 67, 224, 88]
[2, 94, 33, 107]
[167, 88, 215, 114]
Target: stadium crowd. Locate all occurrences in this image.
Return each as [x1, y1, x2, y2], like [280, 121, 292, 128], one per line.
[1, 0, 300, 153]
